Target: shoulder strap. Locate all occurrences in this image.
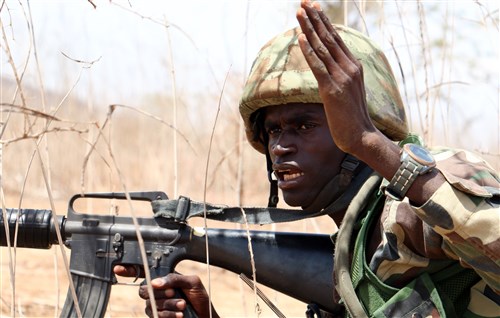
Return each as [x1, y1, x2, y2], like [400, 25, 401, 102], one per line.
[333, 173, 382, 318]
[151, 165, 373, 225]
[152, 197, 320, 224]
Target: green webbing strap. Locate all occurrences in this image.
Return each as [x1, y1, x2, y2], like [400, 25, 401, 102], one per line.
[152, 165, 373, 225]
[350, 190, 385, 288]
[398, 133, 424, 147]
[350, 189, 396, 315]
[334, 173, 382, 318]
[333, 134, 421, 317]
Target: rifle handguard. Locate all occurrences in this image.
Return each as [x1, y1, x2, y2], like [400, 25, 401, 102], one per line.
[0, 208, 55, 248]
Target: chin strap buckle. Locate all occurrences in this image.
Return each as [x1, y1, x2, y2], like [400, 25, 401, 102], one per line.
[339, 154, 360, 189]
[267, 170, 279, 208]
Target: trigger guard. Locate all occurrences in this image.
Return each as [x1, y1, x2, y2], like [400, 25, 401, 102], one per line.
[132, 265, 143, 283]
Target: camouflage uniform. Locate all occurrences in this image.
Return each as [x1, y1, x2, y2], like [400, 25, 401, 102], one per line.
[239, 25, 500, 317]
[360, 147, 500, 317]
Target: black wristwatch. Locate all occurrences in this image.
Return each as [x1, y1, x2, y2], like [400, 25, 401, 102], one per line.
[385, 143, 436, 201]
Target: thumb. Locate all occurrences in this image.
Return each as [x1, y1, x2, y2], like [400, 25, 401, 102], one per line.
[151, 276, 169, 289]
[150, 273, 186, 289]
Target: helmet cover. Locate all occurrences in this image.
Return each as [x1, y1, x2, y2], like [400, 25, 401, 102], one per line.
[239, 24, 409, 153]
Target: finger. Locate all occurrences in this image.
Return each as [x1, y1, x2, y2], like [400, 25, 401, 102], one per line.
[301, 0, 333, 48]
[299, 1, 341, 61]
[144, 300, 185, 318]
[139, 285, 176, 300]
[142, 276, 183, 292]
[113, 265, 139, 277]
[296, 6, 339, 75]
[139, 273, 198, 299]
[154, 273, 203, 290]
[297, 32, 337, 90]
[156, 298, 186, 311]
[145, 298, 185, 311]
[145, 305, 182, 318]
[300, 1, 358, 73]
[313, 4, 361, 68]
[296, 9, 344, 93]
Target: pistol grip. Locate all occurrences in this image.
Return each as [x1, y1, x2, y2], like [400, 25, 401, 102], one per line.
[144, 267, 199, 318]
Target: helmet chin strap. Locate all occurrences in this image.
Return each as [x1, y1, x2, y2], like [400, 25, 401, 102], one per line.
[261, 125, 280, 208]
[266, 149, 279, 207]
[301, 154, 363, 214]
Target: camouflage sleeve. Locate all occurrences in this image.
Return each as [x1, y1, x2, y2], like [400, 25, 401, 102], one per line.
[412, 148, 500, 293]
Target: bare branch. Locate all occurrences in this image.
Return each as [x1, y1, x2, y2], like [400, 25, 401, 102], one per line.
[0, 103, 62, 121]
[109, 104, 197, 155]
[60, 52, 102, 68]
[87, 0, 96, 10]
[1, 127, 88, 145]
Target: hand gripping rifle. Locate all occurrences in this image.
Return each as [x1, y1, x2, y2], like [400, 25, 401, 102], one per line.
[1, 191, 341, 317]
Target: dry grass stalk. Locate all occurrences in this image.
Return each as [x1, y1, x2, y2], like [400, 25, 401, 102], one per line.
[1, 1, 498, 317]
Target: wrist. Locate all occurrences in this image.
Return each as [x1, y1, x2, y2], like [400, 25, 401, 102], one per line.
[350, 130, 397, 161]
[385, 143, 437, 201]
[346, 131, 404, 183]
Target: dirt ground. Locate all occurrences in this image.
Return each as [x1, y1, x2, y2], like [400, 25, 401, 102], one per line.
[1, 197, 337, 318]
[0, 249, 314, 317]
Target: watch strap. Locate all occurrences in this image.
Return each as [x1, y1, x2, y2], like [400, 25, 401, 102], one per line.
[385, 159, 421, 200]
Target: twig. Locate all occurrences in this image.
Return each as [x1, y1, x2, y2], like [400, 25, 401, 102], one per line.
[238, 208, 261, 317]
[10, 56, 89, 318]
[202, 66, 232, 318]
[0, 103, 62, 121]
[61, 52, 102, 68]
[110, 2, 224, 95]
[207, 143, 239, 189]
[31, 134, 83, 318]
[239, 273, 286, 318]
[80, 106, 115, 194]
[1, 6, 36, 315]
[165, 22, 179, 198]
[1, 7, 30, 135]
[394, 0, 424, 134]
[1, 127, 88, 145]
[87, 0, 96, 10]
[417, 0, 432, 143]
[108, 104, 197, 155]
[82, 103, 160, 318]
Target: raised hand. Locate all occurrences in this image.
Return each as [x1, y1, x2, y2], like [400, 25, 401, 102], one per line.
[296, 0, 376, 155]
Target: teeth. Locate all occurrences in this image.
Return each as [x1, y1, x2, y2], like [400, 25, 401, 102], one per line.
[283, 172, 304, 181]
[274, 169, 304, 181]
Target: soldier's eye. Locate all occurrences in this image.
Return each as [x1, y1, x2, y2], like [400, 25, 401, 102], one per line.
[298, 123, 315, 130]
[267, 127, 282, 135]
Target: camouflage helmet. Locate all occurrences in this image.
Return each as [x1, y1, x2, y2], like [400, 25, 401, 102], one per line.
[239, 24, 409, 154]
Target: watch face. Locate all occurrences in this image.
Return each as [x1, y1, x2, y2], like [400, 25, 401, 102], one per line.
[405, 144, 436, 166]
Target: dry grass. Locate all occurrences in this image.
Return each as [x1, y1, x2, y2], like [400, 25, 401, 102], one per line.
[1, 1, 499, 317]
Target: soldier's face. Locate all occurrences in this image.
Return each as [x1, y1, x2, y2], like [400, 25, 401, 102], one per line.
[264, 103, 345, 208]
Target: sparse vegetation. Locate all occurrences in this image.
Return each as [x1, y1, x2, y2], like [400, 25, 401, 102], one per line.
[1, 1, 498, 317]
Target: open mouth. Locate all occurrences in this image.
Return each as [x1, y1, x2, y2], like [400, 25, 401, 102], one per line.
[274, 169, 305, 182]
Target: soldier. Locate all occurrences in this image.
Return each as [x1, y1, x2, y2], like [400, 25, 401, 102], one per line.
[115, 1, 500, 317]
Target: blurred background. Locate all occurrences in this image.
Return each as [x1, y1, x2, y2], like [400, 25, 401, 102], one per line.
[1, 0, 498, 317]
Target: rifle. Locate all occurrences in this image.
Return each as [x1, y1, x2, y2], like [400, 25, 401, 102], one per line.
[1, 191, 340, 317]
